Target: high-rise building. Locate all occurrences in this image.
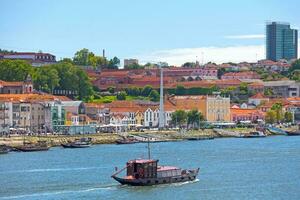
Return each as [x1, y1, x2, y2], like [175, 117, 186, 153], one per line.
[266, 22, 298, 61]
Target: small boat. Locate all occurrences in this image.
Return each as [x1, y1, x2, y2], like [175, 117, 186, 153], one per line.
[111, 139, 199, 186]
[61, 138, 92, 148]
[187, 136, 214, 141]
[286, 131, 300, 136]
[115, 138, 139, 145]
[242, 131, 266, 138]
[0, 145, 10, 154]
[267, 126, 286, 135]
[15, 141, 50, 152]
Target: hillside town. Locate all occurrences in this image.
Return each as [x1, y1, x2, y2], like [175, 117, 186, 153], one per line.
[0, 49, 299, 136]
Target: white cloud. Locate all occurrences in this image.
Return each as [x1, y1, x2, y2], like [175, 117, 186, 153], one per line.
[137, 45, 265, 66]
[224, 34, 265, 39]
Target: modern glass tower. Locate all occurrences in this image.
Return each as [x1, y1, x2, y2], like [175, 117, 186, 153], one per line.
[266, 22, 298, 61]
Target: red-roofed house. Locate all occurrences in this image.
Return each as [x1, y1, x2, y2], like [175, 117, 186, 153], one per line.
[248, 93, 270, 106]
[230, 108, 265, 122]
[0, 76, 33, 94]
[0, 52, 56, 67]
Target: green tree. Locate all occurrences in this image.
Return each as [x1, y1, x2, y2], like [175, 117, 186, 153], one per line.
[0, 60, 33, 81]
[107, 57, 120, 69]
[290, 70, 300, 82]
[171, 110, 187, 128]
[148, 90, 159, 102]
[108, 86, 115, 94]
[51, 62, 94, 100]
[187, 109, 204, 129]
[221, 86, 236, 95]
[59, 58, 73, 64]
[116, 91, 127, 100]
[73, 48, 90, 66]
[33, 66, 59, 93]
[182, 62, 196, 68]
[73, 48, 107, 68]
[289, 59, 300, 73]
[264, 88, 274, 96]
[265, 110, 276, 124]
[175, 85, 185, 95]
[271, 103, 284, 123]
[126, 86, 141, 96]
[284, 112, 293, 123]
[239, 82, 248, 95]
[141, 85, 153, 96]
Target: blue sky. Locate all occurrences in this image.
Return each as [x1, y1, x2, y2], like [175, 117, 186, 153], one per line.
[1, 0, 299, 65]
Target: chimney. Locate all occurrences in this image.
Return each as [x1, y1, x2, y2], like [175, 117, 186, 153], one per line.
[102, 49, 105, 58]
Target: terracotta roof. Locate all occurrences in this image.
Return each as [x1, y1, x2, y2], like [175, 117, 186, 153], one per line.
[230, 108, 265, 115]
[0, 94, 70, 102]
[99, 71, 129, 77]
[287, 97, 300, 102]
[249, 93, 268, 99]
[0, 80, 24, 87]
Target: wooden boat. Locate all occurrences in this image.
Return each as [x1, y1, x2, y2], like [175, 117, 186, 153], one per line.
[115, 138, 139, 145]
[187, 136, 214, 141]
[286, 131, 300, 136]
[0, 145, 10, 154]
[15, 141, 50, 152]
[112, 159, 199, 186]
[242, 131, 266, 138]
[111, 139, 199, 186]
[61, 138, 92, 148]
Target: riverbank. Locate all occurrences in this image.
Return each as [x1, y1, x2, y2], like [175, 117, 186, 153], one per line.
[0, 126, 296, 147]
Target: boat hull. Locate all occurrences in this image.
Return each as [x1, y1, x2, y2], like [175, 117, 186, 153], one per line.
[112, 168, 199, 186]
[15, 147, 49, 152]
[0, 150, 9, 154]
[286, 131, 300, 136]
[115, 140, 138, 145]
[61, 144, 91, 148]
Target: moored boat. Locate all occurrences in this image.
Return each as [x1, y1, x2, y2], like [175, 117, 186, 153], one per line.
[187, 136, 214, 141]
[242, 131, 266, 138]
[61, 138, 92, 148]
[286, 131, 300, 136]
[15, 141, 50, 152]
[0, 145, 10, 154]
[115, 138, 139, 145]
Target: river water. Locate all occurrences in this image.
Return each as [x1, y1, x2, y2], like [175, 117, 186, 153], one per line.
[0, 136, 300, 200]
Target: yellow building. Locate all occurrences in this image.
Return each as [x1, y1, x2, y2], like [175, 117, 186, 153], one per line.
[165, 94, 230, 122]
[205, 95, 230, 122]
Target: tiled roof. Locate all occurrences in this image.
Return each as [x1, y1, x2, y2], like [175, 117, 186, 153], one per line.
[230, 108, 265, 115]
[249, 93, 268, 99]
[0, 80, 24, 87]
[0, 94, 70, 102]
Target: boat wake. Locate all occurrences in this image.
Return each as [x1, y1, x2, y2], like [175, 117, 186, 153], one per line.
[0, 183, 118, 200]
[172, 178, 199, 186]
[0, 167, 108, 174]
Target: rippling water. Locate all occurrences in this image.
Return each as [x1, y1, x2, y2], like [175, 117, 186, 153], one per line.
[1, 136, 300, 200]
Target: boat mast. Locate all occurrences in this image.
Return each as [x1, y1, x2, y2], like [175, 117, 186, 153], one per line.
[147, 137, 151, 159]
